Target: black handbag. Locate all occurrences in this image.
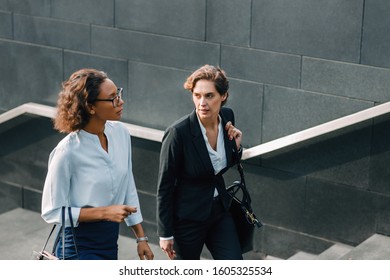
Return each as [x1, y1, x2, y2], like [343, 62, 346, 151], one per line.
[33, 206, 78, 260]
[227, 159, 262, 253]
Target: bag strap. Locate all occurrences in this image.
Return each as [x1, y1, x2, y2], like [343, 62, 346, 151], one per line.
[231, 140, 252, 204]
[40, 224, 57, 254]
[233, 146, 262, 228]
[61, 206, 65, 260]
[47, 207, 78, 259]
[40, 207, 78, 260]
[67, 207, 79, 257]
[236, 161, 252, 205]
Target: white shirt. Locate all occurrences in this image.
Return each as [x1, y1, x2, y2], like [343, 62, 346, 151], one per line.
[41, 121, 143, 227]
[197, 115, 227, 196]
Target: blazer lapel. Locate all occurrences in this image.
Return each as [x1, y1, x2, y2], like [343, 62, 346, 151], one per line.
[189, 110, 215, 175]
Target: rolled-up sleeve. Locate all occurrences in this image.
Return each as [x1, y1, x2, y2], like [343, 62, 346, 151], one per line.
[41, 145, 80, 227]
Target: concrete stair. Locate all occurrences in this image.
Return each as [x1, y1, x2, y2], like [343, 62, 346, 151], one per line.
[317, 243, 354, 260]
[2, 208, 390, 260]
[0, 207, 265, 260]
[288, 234, 390, 260]
[0, 208, 166, 260]
[339, 234, 390, 260]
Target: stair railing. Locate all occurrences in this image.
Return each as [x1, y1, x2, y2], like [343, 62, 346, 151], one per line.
[2, 101, 390, 160]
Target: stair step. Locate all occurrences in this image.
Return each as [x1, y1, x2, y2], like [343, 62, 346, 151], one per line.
[340, 234, 390, 260]
[288, 251, 318, 260]
[0, 208, 48, 260]
[317, 243, 354, 260]
[0, 207, 166, 260]
[264, 255, 284, 260]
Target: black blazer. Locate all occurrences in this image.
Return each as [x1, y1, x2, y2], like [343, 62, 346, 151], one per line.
[157, 107, 241, 237]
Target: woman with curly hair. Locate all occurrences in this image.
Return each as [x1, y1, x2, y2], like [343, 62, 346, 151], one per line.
[41, 68, 154, 260]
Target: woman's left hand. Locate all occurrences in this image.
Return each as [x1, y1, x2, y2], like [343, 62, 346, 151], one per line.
[225, 121, 242, 149]
[137, 241, 154, 260]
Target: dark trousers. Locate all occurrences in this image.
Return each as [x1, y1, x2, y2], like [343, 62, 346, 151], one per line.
[174, 197, 243, 260]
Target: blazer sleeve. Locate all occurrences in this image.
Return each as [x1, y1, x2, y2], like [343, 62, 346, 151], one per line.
[156, 125, 182, 237]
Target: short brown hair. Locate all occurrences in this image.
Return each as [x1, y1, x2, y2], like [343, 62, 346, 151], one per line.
[184, 64, 229, 106]
[54, 68, 107, 133]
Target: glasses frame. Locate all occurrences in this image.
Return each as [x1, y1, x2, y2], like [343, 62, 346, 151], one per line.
[94, 88, 123, 108]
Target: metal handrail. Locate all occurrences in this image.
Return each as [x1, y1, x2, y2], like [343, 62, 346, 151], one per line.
[2, 102, 390, 160]
[242, 101, 390, 160]
[0, 102, 164, 143]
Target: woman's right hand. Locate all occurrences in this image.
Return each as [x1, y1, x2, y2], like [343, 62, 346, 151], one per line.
[159, 239, 176, 260]
[79, 205, 137, 223]
[104, 205, 137, 223]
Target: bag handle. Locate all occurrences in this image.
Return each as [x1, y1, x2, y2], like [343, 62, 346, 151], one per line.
[67, 207, 79, 257]
[232, 145, 262, 228]
[38, 207, 78, 260]
[39, 207, 78, 260]
[58, 206, 78, 259]
[39, 223, 57, 255]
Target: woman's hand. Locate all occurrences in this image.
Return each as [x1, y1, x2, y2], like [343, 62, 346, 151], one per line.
[137, 241, 154, 260]
[160, 239, 176, 260]
[78, 205, 137, 223]
[102, 205, 137, 223]
[225, 121, 242, 150]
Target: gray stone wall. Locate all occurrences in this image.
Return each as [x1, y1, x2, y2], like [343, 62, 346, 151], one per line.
[1, 0, 390, 258]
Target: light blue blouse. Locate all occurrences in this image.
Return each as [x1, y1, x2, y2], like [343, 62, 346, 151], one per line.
[41, 121, 143, 227]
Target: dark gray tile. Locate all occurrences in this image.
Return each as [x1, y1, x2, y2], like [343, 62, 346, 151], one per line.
[131, 138, 161, 195]
[262, 120, 372, 189]
[137, 192, 156, 225]
[227, 79, 263, 147]
[0, 11, 12, 39]
[361, 0, 390, 68]
[127, 62, 193, 130]
[252, 0, 363, 63]
[91, 26, 220, 70]
[375, 181, 390, 236]
[228, 163, 307, 231]
[370, 115, 390, 195]
[0, 159, 47, 191]
[14, 14, 90, 52]
[0, 41, 62, 110]
[116, 0, 205, 40]
[302, 57, 390, 103]
[51, 0, 114, 26]
[0, 181, 22, 214]
[0, 0, 50, 16]
[376, 196, 390, 234]
[305, 178, 376, 244]
[0, 116, 62, 190]
[262, 85, 374, 141]
[206, 0, 251, 47]
[258, 225, 332, 259]
[221, 46, 301, 88]
[23, 187, 42, 212]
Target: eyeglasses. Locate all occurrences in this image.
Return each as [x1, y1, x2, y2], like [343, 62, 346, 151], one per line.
[94, 88, 123, 108]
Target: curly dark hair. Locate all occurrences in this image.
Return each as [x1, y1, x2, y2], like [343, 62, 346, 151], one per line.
[54, 69, 107, 133]
[183, 64, 229, 106]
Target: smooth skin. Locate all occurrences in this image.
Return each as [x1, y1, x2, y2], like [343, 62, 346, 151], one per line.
[79, 78, 154, 260]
